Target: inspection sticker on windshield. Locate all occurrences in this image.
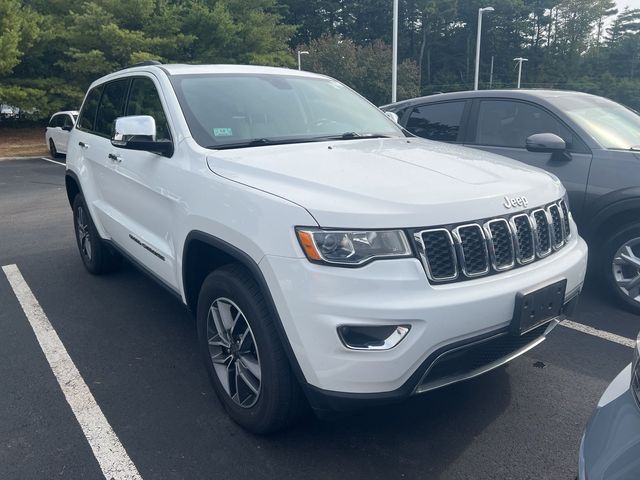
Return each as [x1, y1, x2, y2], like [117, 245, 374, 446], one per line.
[213, 127, 233, 137]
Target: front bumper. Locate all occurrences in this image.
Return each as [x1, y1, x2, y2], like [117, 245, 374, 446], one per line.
[260, 233, 588, 400]
[579, 364, 640, 480]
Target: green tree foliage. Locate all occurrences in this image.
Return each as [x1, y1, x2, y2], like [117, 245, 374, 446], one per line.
[298, 35, 419, 104]
[4, 0, 640, 119]
[0, 0, 295, 119]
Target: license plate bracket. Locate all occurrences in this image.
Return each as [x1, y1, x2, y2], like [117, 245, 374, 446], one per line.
[511, 279, 567, 335]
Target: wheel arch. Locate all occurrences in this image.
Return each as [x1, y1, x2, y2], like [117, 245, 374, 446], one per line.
[182, 231, 310, 390]
[65, 170, 82, 208]
[584, 189, 640, 247]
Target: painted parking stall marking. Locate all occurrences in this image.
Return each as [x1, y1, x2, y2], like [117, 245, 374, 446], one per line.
[1, 264, 142, 480]
[561, 319, 636, 348]
[40, 156, 65, 166]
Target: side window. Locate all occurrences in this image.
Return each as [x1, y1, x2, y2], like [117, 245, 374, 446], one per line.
[405, 101, 466, 142]
[48, 115, 59, 128]
[126, 78, 171, 141]
[94, 79, 129, 137]
[63, 115, 74, 128]
[474, 100, 573, 149]
[78, 86, 103, 132]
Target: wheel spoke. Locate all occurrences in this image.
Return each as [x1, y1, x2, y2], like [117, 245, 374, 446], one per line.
[209, 305, 231, 346]
[238, 353, 261, 382]
[621, 246, 640, 269]
[618, 274, 640, 290]
[210, 351, 232, 365]
[236, 361, 260, 396]
[216, 300, 236, 332]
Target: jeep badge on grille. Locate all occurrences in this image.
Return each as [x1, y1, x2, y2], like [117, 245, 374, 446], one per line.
[503, 195, 529, 209]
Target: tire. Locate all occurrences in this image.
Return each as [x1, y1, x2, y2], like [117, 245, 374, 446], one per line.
[72, 194, 121, 274]
[601, 222, 640, 314]
[49, 139, 61, 158]
[197, 263, 306, 434]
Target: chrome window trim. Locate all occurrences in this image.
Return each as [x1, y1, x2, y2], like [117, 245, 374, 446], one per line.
[452, 224, 490, 277]
[483, 218, 515, 271]
[414, 228, 458, 282]
[509, 214, 536, 265]
[531, 208, 553, 258]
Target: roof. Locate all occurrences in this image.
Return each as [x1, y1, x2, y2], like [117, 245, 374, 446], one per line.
[51, 110, 79, 116]
[381, 89, 600, 110]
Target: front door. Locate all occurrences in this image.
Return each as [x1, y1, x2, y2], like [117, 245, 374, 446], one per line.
[465, 99, 593, 222]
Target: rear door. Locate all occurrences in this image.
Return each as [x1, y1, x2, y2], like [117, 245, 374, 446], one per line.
[465, 98, 592, 220]
[400, 100, 471, 144]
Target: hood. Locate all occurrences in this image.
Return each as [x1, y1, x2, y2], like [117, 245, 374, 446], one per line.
[206, 137, 564, 228]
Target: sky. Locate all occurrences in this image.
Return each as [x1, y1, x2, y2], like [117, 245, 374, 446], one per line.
[617, 0, 640, 10]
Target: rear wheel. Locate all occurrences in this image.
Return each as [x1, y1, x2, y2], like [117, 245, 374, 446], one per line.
[49, 138, 61, 158]
[197, 264, 305, 434]
[72, 194, 121, 274]
[601, 223, 640, 314]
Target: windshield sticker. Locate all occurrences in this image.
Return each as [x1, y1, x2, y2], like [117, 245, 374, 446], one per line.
[213, 127, 233, 137]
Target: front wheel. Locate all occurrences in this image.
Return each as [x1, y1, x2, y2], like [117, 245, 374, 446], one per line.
[197, 264, 305, 434]
[601, 223, 640, 314]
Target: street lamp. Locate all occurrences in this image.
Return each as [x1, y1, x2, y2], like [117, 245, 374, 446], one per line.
[513, 57, 528, 88]
[474, 6, 494, 91]
[297, 50, 309, 71]
[391, 0, 399, 103]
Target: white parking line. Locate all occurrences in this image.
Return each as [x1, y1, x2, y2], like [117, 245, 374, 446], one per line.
[40, 156, 65, 166]
[1, 264, 142, 480]
[561, 319, 636, 348]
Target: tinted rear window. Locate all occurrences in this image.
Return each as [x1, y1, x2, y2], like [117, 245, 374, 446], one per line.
[94, 79, 129, 137]
[406, 102, 466, 142]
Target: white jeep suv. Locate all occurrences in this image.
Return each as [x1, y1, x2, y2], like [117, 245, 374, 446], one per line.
[65, 62, 588, 433]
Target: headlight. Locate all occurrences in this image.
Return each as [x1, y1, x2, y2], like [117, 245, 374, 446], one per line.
[632, 332, 640, 405]
[296, 228, 412, 266]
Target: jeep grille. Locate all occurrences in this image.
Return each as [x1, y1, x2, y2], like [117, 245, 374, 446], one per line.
[414, 199, 572, 283]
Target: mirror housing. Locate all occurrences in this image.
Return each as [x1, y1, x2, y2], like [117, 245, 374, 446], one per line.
[62, 125, 72, 132]
[111, 115, 173, 157]
[526, 133, 566, 153]
[384, 111, 399, 124]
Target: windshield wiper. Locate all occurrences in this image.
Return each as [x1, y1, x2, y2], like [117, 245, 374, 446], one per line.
[208, 137, 314, 150]
[316, 132, 394, 140]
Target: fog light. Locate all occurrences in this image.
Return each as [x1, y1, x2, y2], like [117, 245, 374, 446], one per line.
[338, 325, 410, 350]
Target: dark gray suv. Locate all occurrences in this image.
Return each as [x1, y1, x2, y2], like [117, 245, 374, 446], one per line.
[383, 90, 640, 314]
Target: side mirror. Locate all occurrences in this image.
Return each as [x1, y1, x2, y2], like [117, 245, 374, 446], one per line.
[526, 133, 566, 153]
[384, 111, 399, 124]
[111, 115, 173, 157]
[62, 125, 72, 132]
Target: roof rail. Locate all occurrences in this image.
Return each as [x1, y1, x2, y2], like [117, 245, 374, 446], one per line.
[124, 60, 162, 69]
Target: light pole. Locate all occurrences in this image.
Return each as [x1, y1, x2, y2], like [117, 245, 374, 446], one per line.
[513, 57, 528, 88]
[297, 50, 309, 71]
[474, 6, 494, 91]
[392, 0, 399, 102]
[489, 55, 494, 88]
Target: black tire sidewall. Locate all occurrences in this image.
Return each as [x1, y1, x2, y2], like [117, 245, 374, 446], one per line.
[72, 194, 117, 274]
[601, 223, 640, 314]
[49, 139, 57, 158]
[196, 265, 298, 434]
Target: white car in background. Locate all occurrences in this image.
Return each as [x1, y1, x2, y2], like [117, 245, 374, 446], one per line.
[45, 111, 78, 157]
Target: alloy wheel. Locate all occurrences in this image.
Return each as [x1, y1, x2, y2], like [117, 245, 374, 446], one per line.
[206, 297, 262, 408]
[76, 205, 92, 261]
[612, 237, 640, 304]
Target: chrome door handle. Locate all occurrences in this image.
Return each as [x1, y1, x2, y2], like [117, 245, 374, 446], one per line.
[78, 141, 89, 149]
[108, 153, 122, 163]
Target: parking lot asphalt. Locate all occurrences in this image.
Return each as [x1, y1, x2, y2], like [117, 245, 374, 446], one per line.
[1, 157, 638, 480]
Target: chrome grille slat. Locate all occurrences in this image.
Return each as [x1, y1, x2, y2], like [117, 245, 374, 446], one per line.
[416, 199, 571, 284]
[548, 204, 564, 249]
[453, 224, 489, 277]
[484, 219, 515, 271]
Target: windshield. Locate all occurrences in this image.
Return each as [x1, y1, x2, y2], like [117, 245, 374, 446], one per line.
[169, 73, 404, 149]
[556, 95, 640, 150]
